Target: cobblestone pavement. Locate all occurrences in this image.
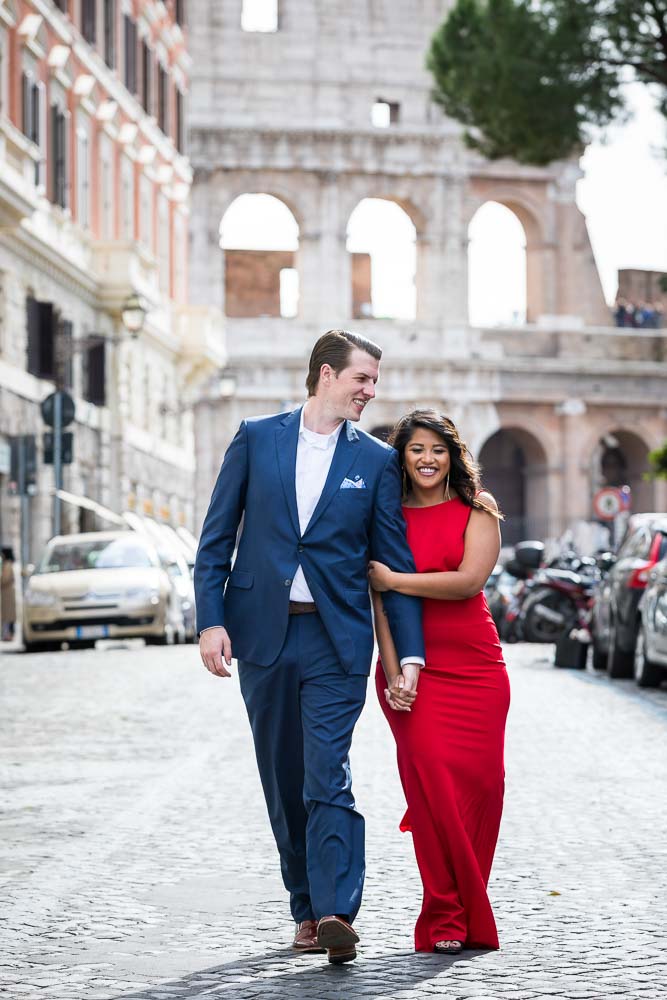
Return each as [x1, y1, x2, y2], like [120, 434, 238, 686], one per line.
[1, 640, 667, 1000]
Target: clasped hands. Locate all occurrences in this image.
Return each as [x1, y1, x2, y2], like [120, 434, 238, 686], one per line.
[385, 663, 420, 713]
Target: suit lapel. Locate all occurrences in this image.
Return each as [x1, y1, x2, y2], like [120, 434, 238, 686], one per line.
[304, 421, 359, 536]
[275, 408, 301, 537]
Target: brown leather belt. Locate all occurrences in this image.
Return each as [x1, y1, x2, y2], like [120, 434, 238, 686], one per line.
[289, 601, 317, 615]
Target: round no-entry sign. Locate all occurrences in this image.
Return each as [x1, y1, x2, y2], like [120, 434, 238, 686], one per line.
[593, 487, 624, 521]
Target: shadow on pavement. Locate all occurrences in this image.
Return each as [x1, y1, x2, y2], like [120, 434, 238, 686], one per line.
[113, 945, 490, 999]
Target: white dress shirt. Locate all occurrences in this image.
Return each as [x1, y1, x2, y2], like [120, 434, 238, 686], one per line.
[290, 408, 343, 602]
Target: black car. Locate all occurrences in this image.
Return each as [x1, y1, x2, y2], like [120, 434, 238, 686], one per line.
[590, 514, 667, 677]
[634, 558, 667, 688]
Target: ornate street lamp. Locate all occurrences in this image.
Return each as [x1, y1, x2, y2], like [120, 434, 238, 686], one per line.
[121, 293, 148, 338]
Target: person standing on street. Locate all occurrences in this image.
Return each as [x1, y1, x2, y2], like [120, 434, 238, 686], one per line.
[1, 547, 17, 642]
[194, 330, 424, 964]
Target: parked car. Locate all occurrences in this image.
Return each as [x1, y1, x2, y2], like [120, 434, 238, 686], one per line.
[634, 558, 667, 688]
[590, 514, 667, 677]
[23, 531, 184, 652]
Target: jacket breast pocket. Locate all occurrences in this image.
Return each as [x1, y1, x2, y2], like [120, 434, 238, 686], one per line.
[228, 570, 254, 589]
[345, 588, 371, 609]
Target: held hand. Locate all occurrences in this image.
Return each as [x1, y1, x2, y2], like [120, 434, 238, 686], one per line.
[399, 662, 421, 697]
[385, 672, 418, 712]
[199, 626, 233, 678]
[368, 560, 396, 593]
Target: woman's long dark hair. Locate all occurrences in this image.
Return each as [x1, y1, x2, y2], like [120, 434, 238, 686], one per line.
[389, 409, 503, 520]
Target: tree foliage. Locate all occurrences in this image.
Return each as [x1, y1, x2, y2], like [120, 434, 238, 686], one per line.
[427, 0, 667, 165]
[647, 441, 667, 480]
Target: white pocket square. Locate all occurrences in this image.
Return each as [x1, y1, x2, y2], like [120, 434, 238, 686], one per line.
[340, 476, 366, 489]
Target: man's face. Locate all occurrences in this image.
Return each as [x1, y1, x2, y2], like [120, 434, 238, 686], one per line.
[321, 348, 380, 423]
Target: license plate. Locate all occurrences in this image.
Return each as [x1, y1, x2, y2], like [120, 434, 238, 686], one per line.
[75, 625, 109, 639]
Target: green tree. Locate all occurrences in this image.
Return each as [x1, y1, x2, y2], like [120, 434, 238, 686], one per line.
[427, 0, 667, 165]
[647, 440, 667, 480]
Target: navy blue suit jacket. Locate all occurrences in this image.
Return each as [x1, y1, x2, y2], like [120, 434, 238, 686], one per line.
[194, 407, 424, 674]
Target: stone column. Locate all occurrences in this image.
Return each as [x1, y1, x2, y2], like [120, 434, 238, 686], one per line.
[298, 172, 351, 328]
[189, 176, 225, 311]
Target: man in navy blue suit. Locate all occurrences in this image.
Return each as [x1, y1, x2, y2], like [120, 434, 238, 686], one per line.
[195, 330, 424, 964]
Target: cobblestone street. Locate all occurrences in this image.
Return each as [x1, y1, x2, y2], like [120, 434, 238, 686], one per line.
[1, 641, 667, 1000]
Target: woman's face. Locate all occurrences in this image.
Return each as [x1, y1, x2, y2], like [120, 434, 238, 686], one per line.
[403, 427, 451, 495]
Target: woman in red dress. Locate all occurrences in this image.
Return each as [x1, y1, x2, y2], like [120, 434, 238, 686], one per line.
[369, 409, 510, 955]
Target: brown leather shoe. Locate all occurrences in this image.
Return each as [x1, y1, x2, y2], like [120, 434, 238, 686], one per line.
[317, 915, 359, 964]
[293, 920, 325, 953]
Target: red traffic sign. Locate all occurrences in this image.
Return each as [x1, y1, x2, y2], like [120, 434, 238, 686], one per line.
[593, 487, 624, 521]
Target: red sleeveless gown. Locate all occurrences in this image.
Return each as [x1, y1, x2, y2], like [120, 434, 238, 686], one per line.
[375, 497, 510, 951]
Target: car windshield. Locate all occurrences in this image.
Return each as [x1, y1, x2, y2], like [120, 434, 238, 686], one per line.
[39, 538, 155, 573]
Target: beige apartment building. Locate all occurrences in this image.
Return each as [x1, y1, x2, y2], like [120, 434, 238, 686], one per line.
[0, 0, 223, 566]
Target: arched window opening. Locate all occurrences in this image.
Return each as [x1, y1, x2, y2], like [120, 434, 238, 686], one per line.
[220, 193, 299, 318]
[478, 428, 549, 545]
[468, 202, 527, 328]
[594, 430, 653, 514]
[346, 198, 416, 321]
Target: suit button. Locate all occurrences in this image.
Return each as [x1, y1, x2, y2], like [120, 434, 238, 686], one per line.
[284, 579, 291, 587]
[297, 544, 304, 553]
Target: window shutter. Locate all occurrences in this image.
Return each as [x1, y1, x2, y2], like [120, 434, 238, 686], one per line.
[38, 301, 55, 379]
[22, 72, 32, 140]
[26, 296, 40, 376]
[85, 342, 106, 406]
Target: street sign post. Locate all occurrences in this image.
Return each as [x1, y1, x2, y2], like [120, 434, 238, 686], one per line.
[40, 390, 75, 537]
[592, 487, 624, 521]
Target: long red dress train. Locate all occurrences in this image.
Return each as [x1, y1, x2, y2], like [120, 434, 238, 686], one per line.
[376, 497, 510, 951]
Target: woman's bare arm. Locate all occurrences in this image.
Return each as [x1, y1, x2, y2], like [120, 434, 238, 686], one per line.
[372, 590, 416, 711]
[369, 495, 501, 601]
[372, 590, 402, 685]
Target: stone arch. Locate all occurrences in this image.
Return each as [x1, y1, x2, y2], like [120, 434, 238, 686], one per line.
[346, 197, 417, 320]
[468, 202, 527, 326]
[478, 426, 550, 545]
[467, 183, 552, 324]
[591, 428, 655, 514]
[219, 193, 300, 318]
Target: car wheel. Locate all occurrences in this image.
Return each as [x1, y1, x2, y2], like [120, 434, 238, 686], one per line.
[606, 618, 634, 679]
[591, 640, 607, 671]
[634, 622, 663, 689]
[23, 640, 61, 653]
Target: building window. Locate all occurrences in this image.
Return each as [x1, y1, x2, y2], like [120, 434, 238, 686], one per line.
[120, 155, 134, 240]
[76, 121, 91, 230]
[157, 63, 168, 134]
[100, 135, 114, 239]
[124, 15, 137, 94]
[139, 174, 153, 249]
[21, 72, 40, 145]
[81, 0, 96, 43]
[21, 72, 45, 186]
[26, 296, 55, 380]
[50, 104, 69, 210]
[241, 0, 278, 32]
[82, 341, 106, 406]
[140, 40, 152, 114]
[371, 101, 400, 128]
[175, 88, 185, 153]
[104, 0, 116, 69]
